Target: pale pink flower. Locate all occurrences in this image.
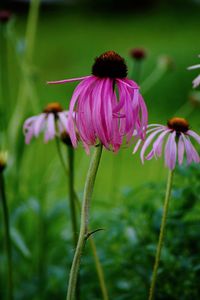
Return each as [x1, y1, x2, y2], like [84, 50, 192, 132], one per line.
[188, 55, 200, 88]
[48, 51, 148, 153]
[23, 102, 71, 144]
[133, 117, 200, 170]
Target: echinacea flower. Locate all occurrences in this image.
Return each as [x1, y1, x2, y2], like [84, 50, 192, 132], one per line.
[133, 117, 200, 170]
[188, 55, 200, 88]
[0, 10, 12, 23]
[130, 48, 147, 60]
[23, 102, 71, 144]
[48, 51, 148, 153]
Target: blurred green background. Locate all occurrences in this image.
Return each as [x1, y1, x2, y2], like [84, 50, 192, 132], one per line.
[1, 0, 200, 299]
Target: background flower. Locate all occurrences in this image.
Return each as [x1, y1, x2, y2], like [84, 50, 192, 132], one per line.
[188, 55, 200, 88]
[23, 102, 71, 144]
[133, 117, 200, 170]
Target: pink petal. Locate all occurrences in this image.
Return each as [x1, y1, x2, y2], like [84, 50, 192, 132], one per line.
[187, 130, 200, 144]
[192, 75, 200, 88]
[47, 75, 92, 85]
[164, 131, 177, 170]
[25, 128, 34, 144]
[45, 114, 55, 142]
[178, 135, 184, 165]
[153, 129, 171, 157]
[182, 134, 200, 164]
[33, 114, 46, 137]
[140, 128, 164, 163]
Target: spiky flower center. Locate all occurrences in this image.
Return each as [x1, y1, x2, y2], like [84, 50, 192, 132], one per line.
[167, 117, 189, 133]
[92, 51, 127, 79]
[43, 102, 63, 114]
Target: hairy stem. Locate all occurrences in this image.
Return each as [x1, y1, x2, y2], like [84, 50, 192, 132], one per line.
[66, 144, 103, 300]
[148, 169, 174, 300]
[67, 146, 78, 247]
[89, 238, 109, 300]
[0, 172, 13, 300]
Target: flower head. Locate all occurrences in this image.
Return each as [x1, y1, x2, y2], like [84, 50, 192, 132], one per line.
[23, 102, 72, 144]
[0, 10, 12, 23]
[130, 48, 147, 60]
[48, 51, 148, 153]
[188, 55, 200, 88]
[133, 117, 200, 170]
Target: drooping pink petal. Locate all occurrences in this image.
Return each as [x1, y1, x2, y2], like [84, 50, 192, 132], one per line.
[187, 130, 200, 144]
[47, 75, 92, 85]
[133, 139, 142, 154]
[164, 131, 177, 170]
[140, 128, 164, 163]
[182, 134, 200, 164]
[34, 114, 46, 137]
[68, 76, 97, 147]
[25, 127, 34, 144]
[146, 149, 155, 160]
[187, 64, 200, 70]
[192, 75, 200, 88]
[58, 112, 69, 132]
[153, 129, 171, 157]
[23, 116, 37, 132]
[178, 135, 184, 165]
[45, 114, 55, 142]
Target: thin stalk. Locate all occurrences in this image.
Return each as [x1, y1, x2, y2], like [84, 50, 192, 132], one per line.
[66, 144, 103, 300]
[67, 146, 78, 247]
[0, 172, 13, 300]
[0, 24, 10, 129]
[131, 61, 142, 83]
[89, 238, 109, 300]
[141, 67, 166, 94]
[8, 0, 41, 147]
[56, 140, 109, 300]
[173, 101, 194, 119]
[148, 169, 174, 300]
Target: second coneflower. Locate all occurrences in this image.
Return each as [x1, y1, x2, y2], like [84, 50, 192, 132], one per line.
[23, 102, 72, 144]
[48, 50, 148, 153]
[133, 117, 200, 300]
[133, 117, 200, 170]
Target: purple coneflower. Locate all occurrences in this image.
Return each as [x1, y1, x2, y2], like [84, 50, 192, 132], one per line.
[23, 102, 71, 144]
[0, 10, 12, 23]
[133, 117, 200, 170]
[48, 51, 148, 153]
[130, 47, 147, 60]
[188, 55, 200, 88]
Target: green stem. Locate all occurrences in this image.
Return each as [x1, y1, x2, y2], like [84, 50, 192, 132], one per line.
[0, 24, 10, 130]
[141, 67, 166, 94]
[0, 172, 13, 300]
[8, 0, 41, 148]
[56, 140, 109, 300]
[66, 144, 103, 300]
[148, 169, 174, 300]
[131, 61, 142, 83]
[67, 146, 78, 247]
[89, 238, 109, 300]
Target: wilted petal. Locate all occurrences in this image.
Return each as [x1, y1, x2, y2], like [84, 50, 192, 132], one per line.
[178, 135, 184, 165]
[187, 130, 200, 144]
[140, 128, 164, 163]
[34, 114, 46, 137]
[165, 131, 177, 170]
[182, 134, 200, 164]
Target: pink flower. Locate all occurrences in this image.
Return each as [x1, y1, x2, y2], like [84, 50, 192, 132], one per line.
[188, 55, 200, 88]
[133, 117, 200, 170]
[48, 51, 148, 153]
[23, 102, 71, 144]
